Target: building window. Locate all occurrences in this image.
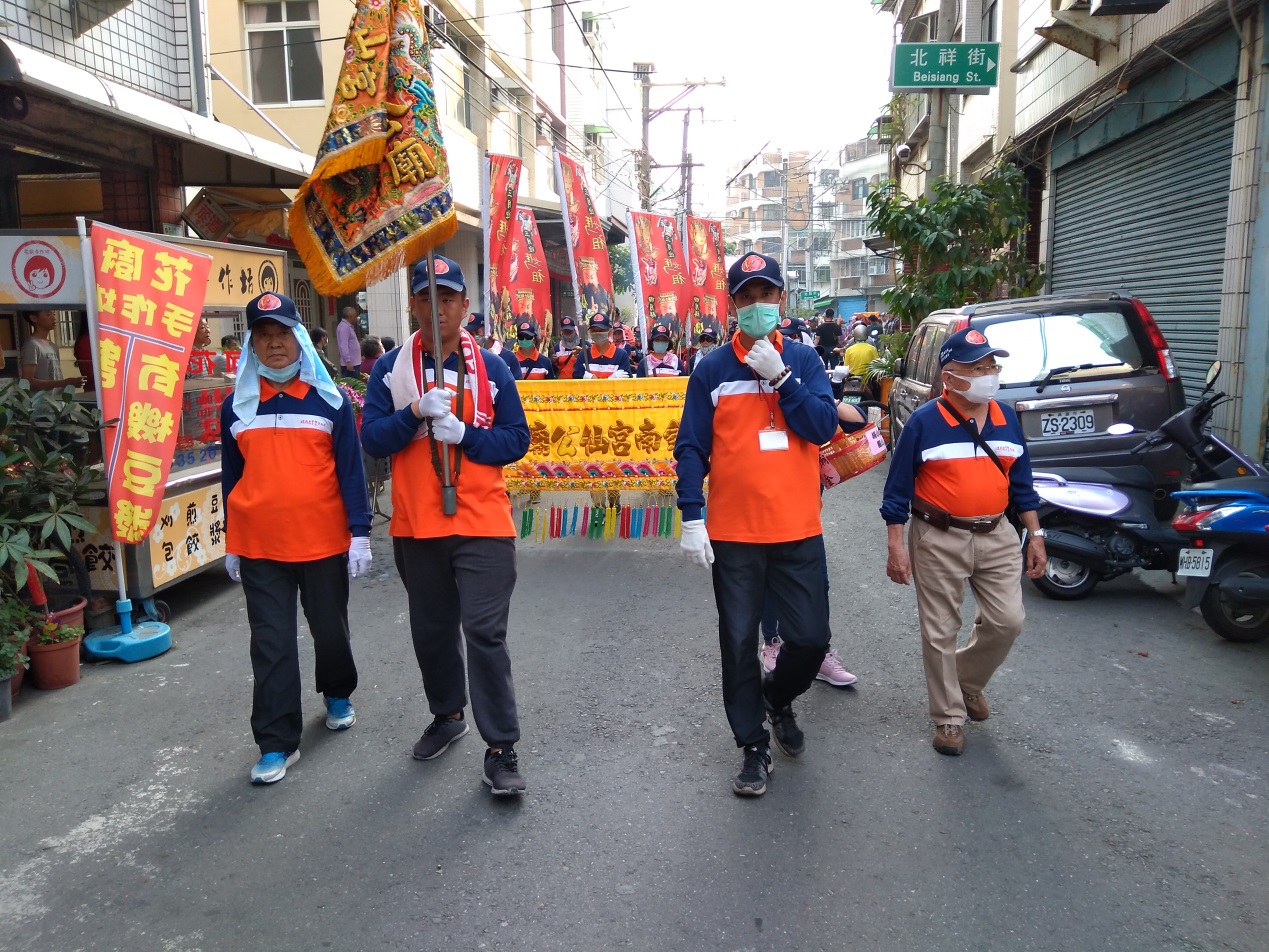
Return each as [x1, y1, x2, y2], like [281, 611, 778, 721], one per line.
[851, 178, 869, 200]
[818, 201, 835, 219]
[982, 0, 998, 42]
[760, 237, 781, 255]
[740, 240, 753, 254]
[868, 256, 889, 275]
[840, 217, 874, 239]
[762, 204, 782, 222]
[762, 170, 781, 189]
[451, 35, 474, 131]
[245, 1, 323, 105]
[819, 169, 837, 187]
[292, 279, 314, 324]
[815, 265, 831, 284]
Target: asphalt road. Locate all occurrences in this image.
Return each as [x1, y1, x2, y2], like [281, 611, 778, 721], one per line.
[1, 463, 1266, 952]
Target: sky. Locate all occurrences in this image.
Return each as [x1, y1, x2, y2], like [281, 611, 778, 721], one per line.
[600, 0, 897, 218]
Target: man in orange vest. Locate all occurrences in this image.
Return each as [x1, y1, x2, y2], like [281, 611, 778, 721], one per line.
[360, 255, 532, 796]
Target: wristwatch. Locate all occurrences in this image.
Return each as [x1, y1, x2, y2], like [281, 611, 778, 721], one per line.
[1030, 529, 1047, 540]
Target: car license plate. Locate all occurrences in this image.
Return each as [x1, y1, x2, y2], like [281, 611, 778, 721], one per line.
[1176, 547, 1213, 577]
[1039, 408, 1098, 438]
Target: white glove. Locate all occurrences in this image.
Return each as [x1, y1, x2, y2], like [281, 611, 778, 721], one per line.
[680, 519, 714, 568]
[745, 337, 787, 382]
[416, 386, 453, 418]
[610, 369, 630, 379]
[830, 365, 850, 382]
[347, 536, 372, 578]
[225, 554, 241, 582]
[583, 371, 596, 379]
[430, 412, 466, 444]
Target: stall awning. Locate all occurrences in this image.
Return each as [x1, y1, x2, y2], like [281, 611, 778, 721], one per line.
[0, 39, 314, 188]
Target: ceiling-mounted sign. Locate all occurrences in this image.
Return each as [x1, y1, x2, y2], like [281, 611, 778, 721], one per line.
[891, 42, 1001, 90]
[0, 234, 85, 306]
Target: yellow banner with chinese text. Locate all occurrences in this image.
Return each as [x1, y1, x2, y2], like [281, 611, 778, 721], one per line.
[505, 378, 688, 491]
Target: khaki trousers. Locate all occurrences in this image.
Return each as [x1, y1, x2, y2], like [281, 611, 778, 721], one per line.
[909, 517, 1025, 726]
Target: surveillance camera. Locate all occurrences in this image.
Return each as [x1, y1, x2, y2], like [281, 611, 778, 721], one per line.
[894, 143, 912, 162]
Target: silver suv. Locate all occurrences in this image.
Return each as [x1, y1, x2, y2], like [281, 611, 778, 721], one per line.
[888, 292, 1188, 479]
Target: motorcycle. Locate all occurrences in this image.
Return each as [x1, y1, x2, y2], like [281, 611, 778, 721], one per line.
[1171, 480, 1269, 642]
[1030, 362, 1268, 600]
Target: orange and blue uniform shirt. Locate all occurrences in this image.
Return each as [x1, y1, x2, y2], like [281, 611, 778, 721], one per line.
[360, 346, 530, 539]
[571, 342, 632, 378]
[515, 347, 555, 380]
[221, 380, 371, 562]
[880, 398, 1040, 524]
[675, 336, 838, 544]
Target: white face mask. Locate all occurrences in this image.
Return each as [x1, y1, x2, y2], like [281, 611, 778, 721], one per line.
[948, 372, 1000, 404]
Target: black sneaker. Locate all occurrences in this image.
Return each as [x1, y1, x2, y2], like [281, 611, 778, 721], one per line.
[764, 685, 805, 757]
[483, 747, 526, 796]
[412, 714, 469, 761]
[732, 745, 773, 797]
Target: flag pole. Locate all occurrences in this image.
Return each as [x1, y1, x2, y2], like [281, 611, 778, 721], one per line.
[426, 249, 457, 516]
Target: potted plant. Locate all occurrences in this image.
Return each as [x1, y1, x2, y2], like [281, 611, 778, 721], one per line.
[864, 330, 913, 402]
[27, 614, 84, 690]
[0, 600, 35, 719]
[0, 381, 104, 625]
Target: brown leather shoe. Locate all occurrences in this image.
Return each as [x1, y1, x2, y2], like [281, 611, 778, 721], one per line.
[933, 723, 965, 756]
[963, 690, 989, 722]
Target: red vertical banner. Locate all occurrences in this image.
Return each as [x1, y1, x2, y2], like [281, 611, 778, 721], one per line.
[554, 152, 615, 323]
[90, 223, 213, 543]
[684, 216, 728, 344]
[482, 153, 522, 337]
[499, 208, 552, 341]
[628, 211, 689, 346]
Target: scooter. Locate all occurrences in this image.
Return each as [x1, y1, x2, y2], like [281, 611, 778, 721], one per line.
[1030, 362, 1267, 600]
[1171, 480, 1269, 642]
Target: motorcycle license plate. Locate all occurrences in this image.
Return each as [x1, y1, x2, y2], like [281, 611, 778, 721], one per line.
[1039, 409, 1098, 438]
[1176, 548, 1213, 578]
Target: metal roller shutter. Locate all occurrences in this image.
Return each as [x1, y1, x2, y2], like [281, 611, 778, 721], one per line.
[1051, 95, 1235, 399]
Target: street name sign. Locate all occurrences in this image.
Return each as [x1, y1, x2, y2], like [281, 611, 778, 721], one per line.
[891, 43, 1000, 90]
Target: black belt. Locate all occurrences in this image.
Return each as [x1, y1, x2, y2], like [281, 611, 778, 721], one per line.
[912, 498, 1003, 534]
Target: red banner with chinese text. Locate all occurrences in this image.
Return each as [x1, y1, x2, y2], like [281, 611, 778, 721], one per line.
[628, 211, 689, 346]
[497, 208, 553, 341]
[683, 215, 728, 344]
[482, 153, 522, 337]
[554, 152, 615, 324]
[91, 223, 213, 543]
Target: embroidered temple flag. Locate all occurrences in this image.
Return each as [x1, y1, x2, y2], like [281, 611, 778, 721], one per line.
[482, 153, 522, 338]
[288, 0, 456, 295]
[554, 152, 616, 324]
[628, 211, 689, 349]
[683, 216, 728, 344]
[497, 209, 552, 342]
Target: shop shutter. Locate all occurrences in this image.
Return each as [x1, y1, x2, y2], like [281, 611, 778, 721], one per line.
[1050, 95, 1235, 399]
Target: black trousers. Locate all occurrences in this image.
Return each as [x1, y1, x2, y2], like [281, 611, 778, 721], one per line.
[240, 553, 357, 754]
[393, 536, 521, 748]
[711, 536, 830, 748]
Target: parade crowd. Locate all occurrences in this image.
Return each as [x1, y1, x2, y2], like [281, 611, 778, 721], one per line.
[218, 251, 1047, 797]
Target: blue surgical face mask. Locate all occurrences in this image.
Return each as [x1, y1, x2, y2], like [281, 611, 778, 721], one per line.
[736, 301, 781, 338]
[259, 357, 301, 382]
[652, 340, 670, 354]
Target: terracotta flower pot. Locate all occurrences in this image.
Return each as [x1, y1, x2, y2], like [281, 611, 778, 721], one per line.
[28, 636, 81, 690]
[9, 665, 22, 701]
[47, 595, 88, 631]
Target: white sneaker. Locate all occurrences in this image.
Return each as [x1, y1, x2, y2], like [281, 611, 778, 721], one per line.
[816, 649, 858, 687]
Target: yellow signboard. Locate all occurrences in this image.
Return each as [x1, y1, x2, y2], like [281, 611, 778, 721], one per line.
[148, 482, 227, 586]
[164, 235, 287, 309]
[505, 378, 687, 491]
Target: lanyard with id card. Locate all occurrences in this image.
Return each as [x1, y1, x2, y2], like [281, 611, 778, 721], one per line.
[752, 368, 789, 452]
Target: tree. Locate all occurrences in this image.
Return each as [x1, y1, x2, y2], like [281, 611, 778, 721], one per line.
[608, 244, 634, 295]
[723, 237, 738, 256]
[865, 161, 1045, 329]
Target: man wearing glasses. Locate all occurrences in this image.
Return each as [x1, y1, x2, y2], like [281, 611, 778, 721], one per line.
[880, 328, 1047, 757]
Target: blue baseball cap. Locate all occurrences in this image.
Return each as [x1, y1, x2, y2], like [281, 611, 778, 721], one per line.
[778, 316, 805, 338]
[727, 252, 784, 296]
[587, 313, 612, 332]
[246, 291, 300, 330]
[411, 255, 466, 294]
[939, 327, 1010, 367]
[560, 316, 578, 332]
[464, 313, 485, 334]
[650, 322, 672, 340]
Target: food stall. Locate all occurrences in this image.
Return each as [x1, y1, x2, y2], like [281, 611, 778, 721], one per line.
[1, 228, 287, 622]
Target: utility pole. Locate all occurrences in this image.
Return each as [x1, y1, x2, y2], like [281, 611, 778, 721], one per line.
[780, 155, 789, 276]
[634, 67, 723, 210]
[925, 0, 959, 197]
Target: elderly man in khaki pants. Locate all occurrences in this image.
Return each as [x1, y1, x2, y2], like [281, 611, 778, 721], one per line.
[880, 328, 1048, 756]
